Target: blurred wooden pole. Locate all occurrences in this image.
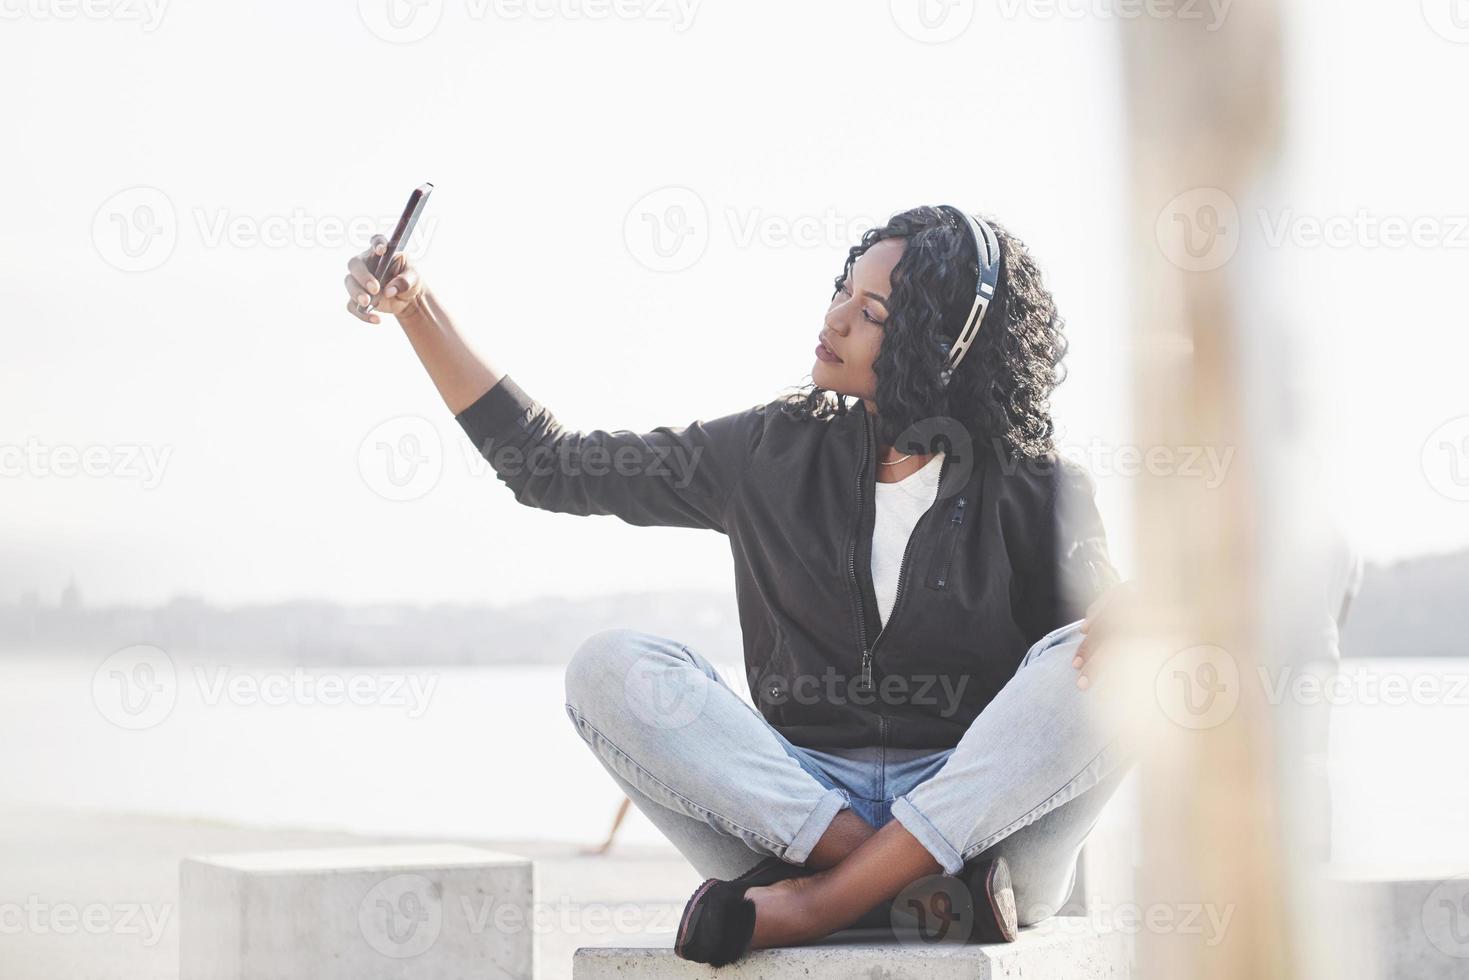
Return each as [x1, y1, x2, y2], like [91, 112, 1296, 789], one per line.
[1116, 2, 1293, 978]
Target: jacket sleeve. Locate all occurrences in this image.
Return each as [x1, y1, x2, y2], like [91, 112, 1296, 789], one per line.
[1017, 458, 1122, 643]
[453, 374, 766, 534]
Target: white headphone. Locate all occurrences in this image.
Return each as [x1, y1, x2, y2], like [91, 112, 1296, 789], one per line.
[937, 206, 1002, 387]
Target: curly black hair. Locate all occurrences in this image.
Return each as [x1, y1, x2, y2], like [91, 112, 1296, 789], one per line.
[778, 205, 1068, 461]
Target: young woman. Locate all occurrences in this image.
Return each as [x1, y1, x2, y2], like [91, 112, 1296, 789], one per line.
[343, 205, 1133, 964]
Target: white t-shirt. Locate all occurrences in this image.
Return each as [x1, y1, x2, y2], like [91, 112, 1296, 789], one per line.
[871, 452, 946, 628]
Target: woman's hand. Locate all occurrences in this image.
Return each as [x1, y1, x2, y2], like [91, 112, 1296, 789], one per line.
[344, 234, 425, 324]
[1073, 579, 1139, 690]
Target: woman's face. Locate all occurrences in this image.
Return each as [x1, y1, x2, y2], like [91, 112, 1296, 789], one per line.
[814, 237, 904, 410]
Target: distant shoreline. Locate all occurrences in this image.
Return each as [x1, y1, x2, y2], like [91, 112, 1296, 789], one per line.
[3, 546, 1462, 662]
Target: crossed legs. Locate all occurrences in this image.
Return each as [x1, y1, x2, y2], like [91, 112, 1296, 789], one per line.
[563, 622, 1132, 945]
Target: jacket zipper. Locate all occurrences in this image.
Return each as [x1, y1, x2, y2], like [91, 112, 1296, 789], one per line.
[849, 410, 874, 692]
[851, 409, 951, 692]
[863, 455, 950, 688]
[928, 496, 968, 589]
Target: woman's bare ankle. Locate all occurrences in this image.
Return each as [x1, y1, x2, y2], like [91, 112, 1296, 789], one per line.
[804, 810, 875, 869]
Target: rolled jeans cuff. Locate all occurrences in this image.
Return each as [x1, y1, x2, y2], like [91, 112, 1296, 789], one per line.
[784, 787, 849, 865]
[890, 796, 965, 876]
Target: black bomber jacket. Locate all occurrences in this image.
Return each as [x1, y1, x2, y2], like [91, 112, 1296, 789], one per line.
[455, 374, 1121, 751]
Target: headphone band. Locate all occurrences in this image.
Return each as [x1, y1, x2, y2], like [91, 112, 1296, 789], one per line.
[938, 206, 1002, 384]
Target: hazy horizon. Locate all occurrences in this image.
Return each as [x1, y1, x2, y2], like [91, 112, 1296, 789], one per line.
[5, 0, 1467, 609]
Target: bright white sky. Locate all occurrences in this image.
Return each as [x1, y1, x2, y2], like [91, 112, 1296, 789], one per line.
[1, 0, 1465, 608]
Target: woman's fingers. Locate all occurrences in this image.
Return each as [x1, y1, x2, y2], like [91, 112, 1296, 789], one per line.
[343, 274, 374, 308]
[384, 266, 418, 300]
[343, 236, 419, 322]
[346, 298, 381, 324]
[347, 254, 381, 295]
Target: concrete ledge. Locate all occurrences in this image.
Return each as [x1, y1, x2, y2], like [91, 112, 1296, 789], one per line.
[180, 843, 534, 980]
[1320, 868, 1469, 980]
[572, 917, 1128, 979]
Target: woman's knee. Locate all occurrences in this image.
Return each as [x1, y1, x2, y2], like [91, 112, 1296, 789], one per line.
[564, 627, 707, 732]
[564, 627, 647, 712]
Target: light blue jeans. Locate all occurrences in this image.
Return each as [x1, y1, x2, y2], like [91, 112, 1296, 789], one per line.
[563, 620, 1134, 925]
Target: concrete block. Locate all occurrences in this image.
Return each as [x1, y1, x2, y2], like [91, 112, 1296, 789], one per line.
[180, 843, 534, 980]
[572, 917, 1128, 979]
[1319, 870, 1469, 980]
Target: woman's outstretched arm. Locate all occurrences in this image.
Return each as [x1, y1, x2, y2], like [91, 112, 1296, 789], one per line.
[343, 234, 767, 533]
[345, 234, 502, 415]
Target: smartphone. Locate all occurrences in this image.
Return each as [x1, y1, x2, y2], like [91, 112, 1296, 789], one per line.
[370, 182, 433, 303]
